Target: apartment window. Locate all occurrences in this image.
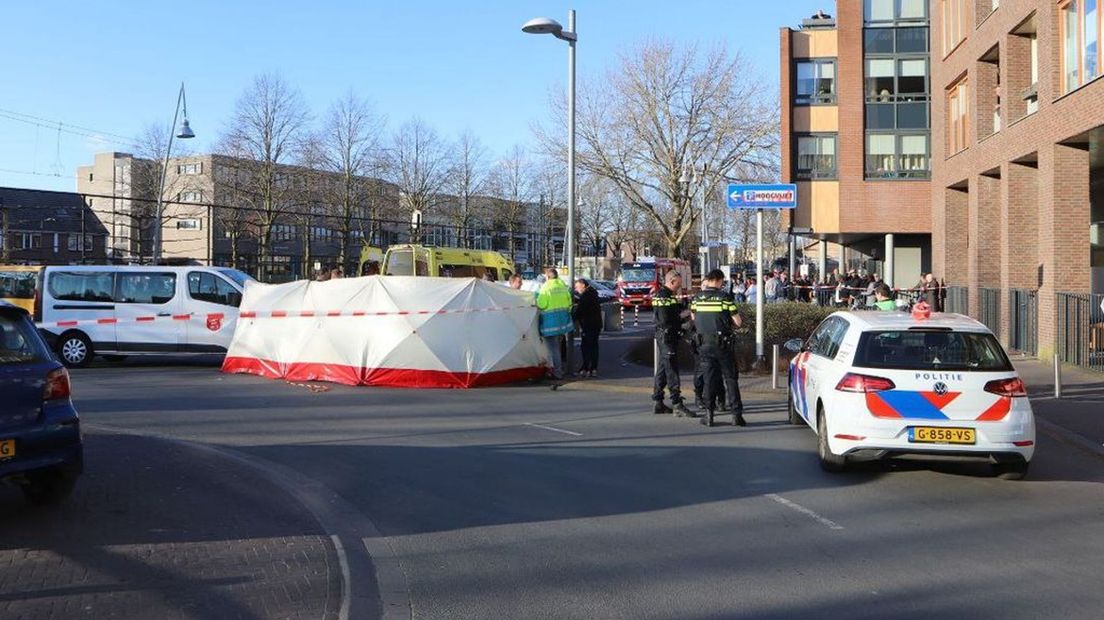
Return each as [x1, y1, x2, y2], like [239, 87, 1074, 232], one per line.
[176, 218, 202, 230]
[866, 133, 929, 178]
[795, 135, 838, 180]
[865, 0, 928, 24]
[943, 0, 968, 55]
[15, 233, 42, 250]
[947, 78, 970, 154]
[177, 162, 203, 175]
[178, 190, 203, 203]
[309, 226, 334, 241]
[795, 60, 837, 104]
[1028, 31, 1040, 113]
[1061, 0, 1104, 93]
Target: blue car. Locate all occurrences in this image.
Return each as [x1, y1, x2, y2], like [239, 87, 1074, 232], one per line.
[0, 301, 82, 504]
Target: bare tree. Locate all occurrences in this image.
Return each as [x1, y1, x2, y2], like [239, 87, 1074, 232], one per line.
[310, 92, 385, 270]
[533, 157, 566, 267]
[389, 118, 448, 243]
[442, 130, 489, 248]
[218, 73, 311, 280]
[537, 40, 779, 258]
[576, 173, 616, 259]
[489, 145, 533, 264]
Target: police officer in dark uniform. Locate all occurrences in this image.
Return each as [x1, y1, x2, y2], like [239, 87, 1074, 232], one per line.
[652, 271, 694, 417]
[691, 269, 746, 427]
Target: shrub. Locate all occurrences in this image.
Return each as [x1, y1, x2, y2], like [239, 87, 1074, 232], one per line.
[731, 302, 836, 372]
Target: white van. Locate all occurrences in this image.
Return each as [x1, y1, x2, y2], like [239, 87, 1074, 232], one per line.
[38, 265, 253, 367]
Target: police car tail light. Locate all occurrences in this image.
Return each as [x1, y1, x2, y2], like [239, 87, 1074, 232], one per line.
[984, 377, 1027, 398]
[835, 373, 896, 393]
[43, 368, 71, 402]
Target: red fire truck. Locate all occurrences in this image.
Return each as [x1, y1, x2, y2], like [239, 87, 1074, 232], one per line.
[616, 258, 692, 309]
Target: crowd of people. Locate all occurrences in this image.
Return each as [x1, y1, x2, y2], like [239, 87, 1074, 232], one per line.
[728, 268, 946, 311]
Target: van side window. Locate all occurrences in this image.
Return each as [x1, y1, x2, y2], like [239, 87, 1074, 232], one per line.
[188, 272, 242, 307]
[48, 272, 115, 302]
[115, 273, 176, 304]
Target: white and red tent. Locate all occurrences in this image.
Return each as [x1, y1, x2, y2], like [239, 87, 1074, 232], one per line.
[221, 276, 548, 388]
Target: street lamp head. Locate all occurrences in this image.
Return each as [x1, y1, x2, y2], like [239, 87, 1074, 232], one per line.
[522, 16, 563, 35]
[678, 170, 691, 186]
[176, 118, 195, 140]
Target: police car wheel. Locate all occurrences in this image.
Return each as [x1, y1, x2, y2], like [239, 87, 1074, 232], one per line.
[993, 461, 1029, 481]
[817, 408, 847, 472]
[787, 375, 802, 425]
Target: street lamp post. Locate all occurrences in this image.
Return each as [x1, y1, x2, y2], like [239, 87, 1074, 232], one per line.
[152, 82, 196, 263]
[523, 10, 578, 372]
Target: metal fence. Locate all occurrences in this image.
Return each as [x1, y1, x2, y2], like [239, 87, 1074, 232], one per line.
[945, 286, 969, 315]
[978, 288, 1002, 340]
[1008, 289, 1038, 356]
[1056, 292, 1104, 372]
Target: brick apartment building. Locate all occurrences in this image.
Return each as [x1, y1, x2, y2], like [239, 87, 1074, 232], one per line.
[0, 187, 108, 264]
[931, 0, 1104, 357]
[781, 0, 933, 287]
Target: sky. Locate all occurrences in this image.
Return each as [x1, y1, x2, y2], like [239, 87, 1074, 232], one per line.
[0, 0, 827, 193]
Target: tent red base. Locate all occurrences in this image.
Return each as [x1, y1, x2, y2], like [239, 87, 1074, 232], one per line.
[221, 356, 546, 389]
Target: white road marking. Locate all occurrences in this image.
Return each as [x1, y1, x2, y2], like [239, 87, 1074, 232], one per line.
[523, 422, 583, 436]
[330, 534, 352, 620]
[766, 493, 845, 531]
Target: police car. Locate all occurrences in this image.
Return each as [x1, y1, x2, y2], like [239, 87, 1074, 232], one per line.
[785, 311, 1035, 479]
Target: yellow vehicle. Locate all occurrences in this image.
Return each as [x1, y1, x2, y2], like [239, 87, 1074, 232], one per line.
[358, 246, 384, 276]
[0, 265, 42, 314]
[379, 245, 514, 281]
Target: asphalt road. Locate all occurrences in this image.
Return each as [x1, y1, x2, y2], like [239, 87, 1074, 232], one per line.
[19, 356, 1101, 619]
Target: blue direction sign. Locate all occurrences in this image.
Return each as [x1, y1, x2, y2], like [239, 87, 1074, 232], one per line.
[727, 184, 798, 209]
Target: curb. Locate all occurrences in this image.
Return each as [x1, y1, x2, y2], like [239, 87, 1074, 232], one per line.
[560, 378, 783, 396]
[1034, 417, 1104, 462]
[86, 423, 411, 620]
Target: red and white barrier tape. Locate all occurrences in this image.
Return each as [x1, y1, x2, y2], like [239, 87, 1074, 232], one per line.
[36, 305, 536, 329]
[38, 313, 225, 329]
[239, 305, 534, 319]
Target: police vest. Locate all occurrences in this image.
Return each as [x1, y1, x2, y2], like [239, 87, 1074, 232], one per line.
[691, 289, 738, 336]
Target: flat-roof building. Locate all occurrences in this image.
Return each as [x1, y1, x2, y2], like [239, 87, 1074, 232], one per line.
[781, 1, 933, 287]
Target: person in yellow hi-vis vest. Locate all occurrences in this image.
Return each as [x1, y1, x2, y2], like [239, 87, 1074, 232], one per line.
[536, 268, 574, 387]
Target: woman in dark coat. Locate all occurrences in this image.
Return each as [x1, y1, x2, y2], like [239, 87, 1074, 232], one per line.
[572, 279, 603, 377]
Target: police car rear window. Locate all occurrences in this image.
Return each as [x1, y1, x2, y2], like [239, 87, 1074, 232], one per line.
[854, 330, 1012, 372]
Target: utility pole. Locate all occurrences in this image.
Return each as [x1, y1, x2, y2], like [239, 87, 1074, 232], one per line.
[0, 198, 8, 262]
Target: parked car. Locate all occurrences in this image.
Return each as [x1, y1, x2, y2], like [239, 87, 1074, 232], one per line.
[38, 266, 253, 367]
[0, 301, 82, 504]
[591, 280, 619, 302]
[786, 311, 1035, 479]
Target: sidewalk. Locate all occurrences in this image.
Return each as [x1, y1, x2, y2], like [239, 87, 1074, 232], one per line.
[560, 319, 780, 398]
[1013, 356, 1104, 459]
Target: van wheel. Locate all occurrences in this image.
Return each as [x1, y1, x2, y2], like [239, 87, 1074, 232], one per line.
[57, 332, 93, 368]
[21, 472, 77, 506]
[817, 407, 847, 472]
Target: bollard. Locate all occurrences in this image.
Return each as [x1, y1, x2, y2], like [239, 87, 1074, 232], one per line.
[634, 305, 639, 327]
[619, 304, 625, 329]
[771, 344, 780, 390]
[1054, 354, 1062, 400]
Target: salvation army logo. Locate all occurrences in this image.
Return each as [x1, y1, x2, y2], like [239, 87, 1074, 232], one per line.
[206, 315, 222, 332]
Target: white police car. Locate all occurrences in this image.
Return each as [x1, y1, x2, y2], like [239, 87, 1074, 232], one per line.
[786, 311, 1035, 479]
